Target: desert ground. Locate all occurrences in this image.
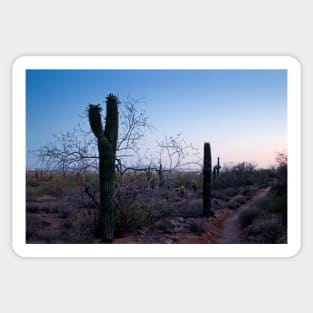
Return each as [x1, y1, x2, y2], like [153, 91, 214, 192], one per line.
[26, 164, 287, 244]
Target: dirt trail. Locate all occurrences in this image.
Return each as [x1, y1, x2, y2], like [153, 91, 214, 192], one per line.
[217, 187, 271, 244]
[113, 187, 272, 244]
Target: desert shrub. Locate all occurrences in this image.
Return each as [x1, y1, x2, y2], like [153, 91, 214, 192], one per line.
[269, 190, 287, 213]
[190, 218, 208, 234]
[191, 180, 197, 193]
[69, 208, 100, 242]
[244, 221, 285, 243]
[121, 172, 150, 190]
[155, 218, 174, 233]
[227, 200, 240, 210]
[211, 190, 229, 201]
[253, 192, 273, 213]
[224, 187, 240, 197]
[26, 214, 61, 243]
[176, 186, 185, 196]
[212, 199, 226, 210]
[240, 185, 257, 197]
[172, 171, 201, 189]
[26, 174, 40, 187]
[238, 207, 262, 228]
[115, 200, 172, 235]
[33, 176, 66, 199]
[268, 189, 287, 225]
[214, 162, 255, 187]
[26, 185, 37, 202]
[235, 195, 247, 205]
[26, 216, 40, 241]
[32, 174, 86, 200]
[26, 196, 76, 214]
[251, 169, 274, 186]
[214, 163, 274, 189]
[275, 150, 287, 188]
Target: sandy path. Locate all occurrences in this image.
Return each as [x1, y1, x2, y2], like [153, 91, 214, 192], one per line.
[217, 187, 271, 244]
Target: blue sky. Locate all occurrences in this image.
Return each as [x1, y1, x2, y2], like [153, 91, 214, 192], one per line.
[26, 69, 287, 169]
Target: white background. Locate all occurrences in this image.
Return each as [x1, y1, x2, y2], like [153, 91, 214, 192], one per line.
[0, 1, 311, 312]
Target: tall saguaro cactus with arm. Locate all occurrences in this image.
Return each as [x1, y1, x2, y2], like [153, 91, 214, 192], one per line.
[88, 94, 119, 242]
[203, 142, 212, 217]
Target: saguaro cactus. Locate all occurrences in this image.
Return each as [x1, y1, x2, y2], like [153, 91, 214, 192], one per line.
[216, 157, 221, 178]
[158, 163, 165, 187]
[213, 157, 221, 184]
[88, 94, 119, 242]
[203, 142, 212, 217]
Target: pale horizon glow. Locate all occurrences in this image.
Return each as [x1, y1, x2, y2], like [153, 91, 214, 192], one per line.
[26, 69, 287, 169]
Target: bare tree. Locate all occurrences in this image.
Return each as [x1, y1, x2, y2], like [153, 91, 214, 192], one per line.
[115, 133, 202, 190]
[34, 98, 202, 204]
[156, 133, 201, 183]
[34, 97, 153, 202]
[156, 133, 201, 172]
[36, 128, 99, 174]
[36, 97, 152, 173]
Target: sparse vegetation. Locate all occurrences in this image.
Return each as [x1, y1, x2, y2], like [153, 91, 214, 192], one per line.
[26, 157, 287, 244]
[27, 93, 287, 244]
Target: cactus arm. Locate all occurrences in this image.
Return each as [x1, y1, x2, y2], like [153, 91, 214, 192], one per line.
[88, 104, 104, 138]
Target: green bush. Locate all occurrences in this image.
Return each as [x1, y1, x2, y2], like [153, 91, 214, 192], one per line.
[213, 163, 273, 189]
[269, 190, 287, 225]
[33, 175, 81, 199]
[191, 180, 197, 193]
[115, 200, 172, 235]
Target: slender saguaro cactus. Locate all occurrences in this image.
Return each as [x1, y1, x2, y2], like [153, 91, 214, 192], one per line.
[88, 94, 119, 242]
[213, 157, 221, 184]
[158, 163, 164, 187]
[203, 142, 212, 217]
[216, 157, 221, 178]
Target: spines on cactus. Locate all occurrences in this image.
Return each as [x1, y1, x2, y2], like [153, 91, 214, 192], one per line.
[88, 93, 119, 242]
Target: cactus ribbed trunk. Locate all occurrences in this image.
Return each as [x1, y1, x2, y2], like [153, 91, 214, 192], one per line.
[88, 94, 118, 242]
[203, 142, 212, 217]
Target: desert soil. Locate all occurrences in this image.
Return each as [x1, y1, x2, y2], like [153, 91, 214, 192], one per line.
[27, 186, 272, 244]
[113, 186, 272, 244]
